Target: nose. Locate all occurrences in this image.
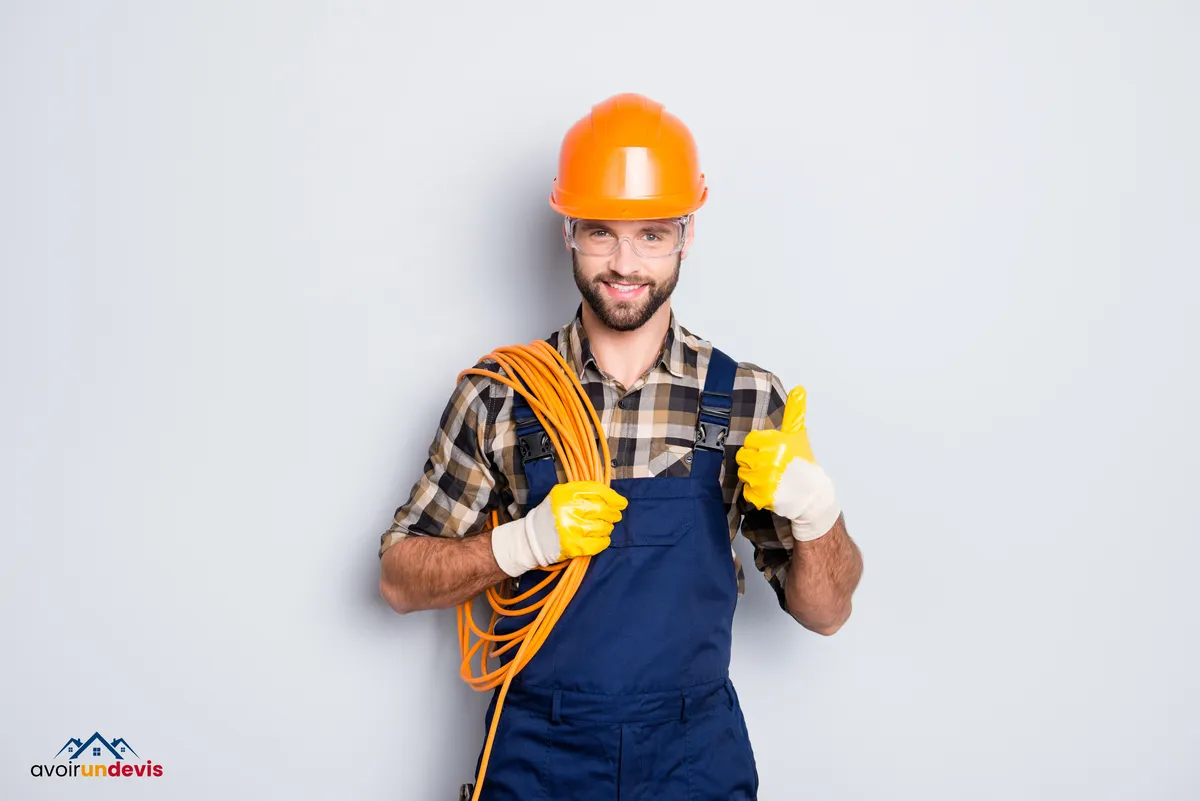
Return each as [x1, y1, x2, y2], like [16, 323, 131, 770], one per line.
[609, 237, 641, 275]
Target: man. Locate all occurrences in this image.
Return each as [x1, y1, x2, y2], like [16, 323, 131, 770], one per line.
[379, 93, 863, 800]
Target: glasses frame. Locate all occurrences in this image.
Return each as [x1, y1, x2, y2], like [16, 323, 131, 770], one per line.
[563, 215, 692, 259]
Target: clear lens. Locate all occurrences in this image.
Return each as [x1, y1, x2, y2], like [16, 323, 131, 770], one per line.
[568, 218, 685, 258]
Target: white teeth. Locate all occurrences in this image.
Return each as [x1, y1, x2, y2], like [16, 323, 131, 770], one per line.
[607, 282, 642, 291]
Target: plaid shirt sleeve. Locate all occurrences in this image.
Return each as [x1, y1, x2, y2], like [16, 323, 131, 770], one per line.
[733, 367, 796, 611]
[378, 362, 506, 558]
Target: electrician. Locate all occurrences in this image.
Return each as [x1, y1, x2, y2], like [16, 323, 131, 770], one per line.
[378, 92, 864, 800]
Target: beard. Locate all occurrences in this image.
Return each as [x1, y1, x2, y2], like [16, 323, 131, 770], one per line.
[572, 252, 681, 332]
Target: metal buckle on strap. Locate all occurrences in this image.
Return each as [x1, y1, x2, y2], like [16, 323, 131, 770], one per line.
[517, 430, 554, 463]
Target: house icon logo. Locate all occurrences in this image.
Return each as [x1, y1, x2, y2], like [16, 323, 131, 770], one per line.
[30, 732, 163, 779]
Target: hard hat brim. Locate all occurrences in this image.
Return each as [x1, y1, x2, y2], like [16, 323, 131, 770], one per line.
[549, 181, 707, 220]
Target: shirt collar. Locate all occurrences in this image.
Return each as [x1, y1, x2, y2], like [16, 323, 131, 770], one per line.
[563, 303, 689, 382]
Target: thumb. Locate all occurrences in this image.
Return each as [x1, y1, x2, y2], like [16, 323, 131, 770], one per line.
[780, 386, 808, 434]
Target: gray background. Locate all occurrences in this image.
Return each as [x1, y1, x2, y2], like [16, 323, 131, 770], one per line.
[2, 1, 1197, 799]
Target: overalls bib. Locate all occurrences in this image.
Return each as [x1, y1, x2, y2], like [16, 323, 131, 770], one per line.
[472, 348, 760, 800]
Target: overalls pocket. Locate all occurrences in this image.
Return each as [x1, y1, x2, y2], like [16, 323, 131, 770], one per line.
[605, 477, 696, 548]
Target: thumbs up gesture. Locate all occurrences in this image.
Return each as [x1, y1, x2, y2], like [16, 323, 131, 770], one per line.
[735, 386, 841, 542]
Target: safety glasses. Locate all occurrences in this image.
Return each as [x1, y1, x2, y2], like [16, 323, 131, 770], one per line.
[564, 216, 690, 259]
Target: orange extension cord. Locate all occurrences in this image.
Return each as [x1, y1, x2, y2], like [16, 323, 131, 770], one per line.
[455, 340, 613, 801]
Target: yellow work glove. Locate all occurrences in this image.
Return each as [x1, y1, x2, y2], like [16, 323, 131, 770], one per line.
[735, 386, 841, 542]
[490, 480, 628, 577]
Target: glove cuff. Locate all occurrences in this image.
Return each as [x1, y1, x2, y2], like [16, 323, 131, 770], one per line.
[489, 499, 561, 577]
[490, 517, 536, 577]
[775, 458, 841, 542]
[790, 500, 842, 542]
[524, 499, 561, 566]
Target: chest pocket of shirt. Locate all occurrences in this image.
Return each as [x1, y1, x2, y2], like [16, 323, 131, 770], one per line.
[649, 441, 693, 478]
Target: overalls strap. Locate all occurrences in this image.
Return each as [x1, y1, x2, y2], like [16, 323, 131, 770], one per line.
[690, 347, 737, 484]
[511, 374, 558, 510]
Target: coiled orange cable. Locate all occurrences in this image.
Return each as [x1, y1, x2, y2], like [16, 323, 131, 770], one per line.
[455, 340, 613, 801]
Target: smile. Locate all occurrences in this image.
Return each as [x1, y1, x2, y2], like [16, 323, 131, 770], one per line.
[603, 282, 648, 298]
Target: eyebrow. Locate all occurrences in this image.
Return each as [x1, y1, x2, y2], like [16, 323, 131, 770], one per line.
[578, 221, 675, 233]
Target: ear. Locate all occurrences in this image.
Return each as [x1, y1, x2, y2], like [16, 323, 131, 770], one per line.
[680, 214, 696, 260]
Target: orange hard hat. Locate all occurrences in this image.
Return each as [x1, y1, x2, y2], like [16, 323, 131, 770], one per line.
[549, 93, 707, 220]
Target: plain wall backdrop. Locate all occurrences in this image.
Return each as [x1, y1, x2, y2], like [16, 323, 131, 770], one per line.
[2, 1, 1197, 799]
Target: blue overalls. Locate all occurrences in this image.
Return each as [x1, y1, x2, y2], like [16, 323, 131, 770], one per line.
[472, 348, 760, 800]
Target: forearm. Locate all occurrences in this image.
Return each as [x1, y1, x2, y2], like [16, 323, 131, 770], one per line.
[784, 513, 862, 635]
[379, 530, 509, 614]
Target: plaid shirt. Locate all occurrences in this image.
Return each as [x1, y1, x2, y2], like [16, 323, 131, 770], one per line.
[380, 305, 796, 609]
